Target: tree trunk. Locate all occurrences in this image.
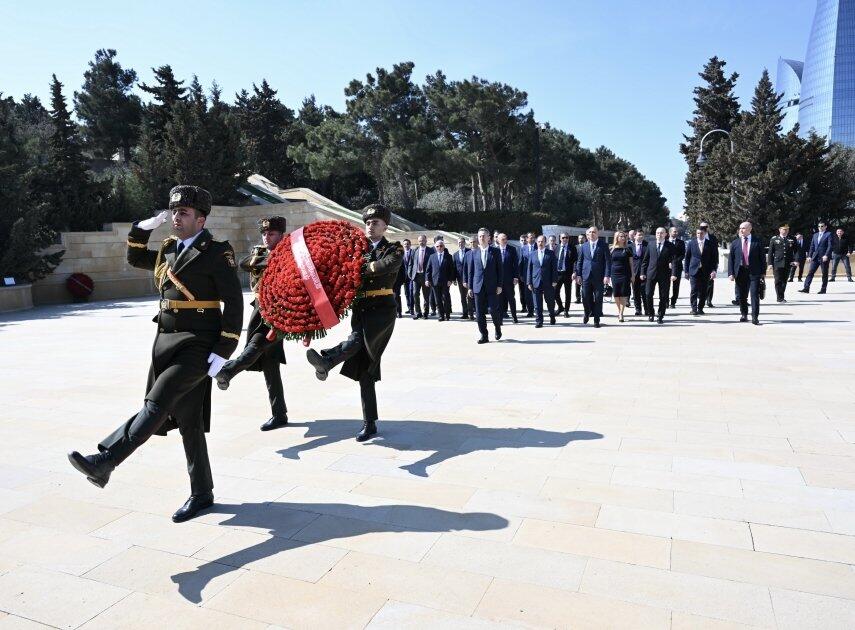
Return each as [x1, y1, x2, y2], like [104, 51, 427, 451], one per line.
[470, 174, 478, 212]
[477, 171, 487, 212]
[397, 170, 414, 210]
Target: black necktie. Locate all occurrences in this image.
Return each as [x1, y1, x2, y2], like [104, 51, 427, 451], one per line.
[177, 242, 185, 256]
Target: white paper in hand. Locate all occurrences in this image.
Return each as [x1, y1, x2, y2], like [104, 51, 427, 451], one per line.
[138, 210, 169, 231]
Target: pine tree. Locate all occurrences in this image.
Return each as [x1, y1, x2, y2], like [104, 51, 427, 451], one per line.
[34, 75, 99, 231]
[726, 70, 790, 238]
[73, 49, 142, 162]
[680, 57, 741, 227]
[236, 79, 295, 186]
[139, 65, 186, 140]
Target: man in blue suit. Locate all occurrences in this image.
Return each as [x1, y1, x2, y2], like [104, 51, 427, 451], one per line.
[496, 233, 520, 324]
[554, 232, 578, 317]
[683, 227, 717, 316]
[453, 236, 472, 319]
[424, 238, 456, 321]
[728, 221, 767, 325]
[630, 230, 649, 316]
[799, 221, 834, 294]
[465, 227, 503, 343]
[574, 226, 611, 328]
[789, 232, 808, 282]
[527, 235, 559, 327]
[407, 234, 435, 319]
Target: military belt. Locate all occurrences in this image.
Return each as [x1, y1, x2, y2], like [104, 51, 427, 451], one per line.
[160, 299, 221, 311]
[357, 288, 393, 298]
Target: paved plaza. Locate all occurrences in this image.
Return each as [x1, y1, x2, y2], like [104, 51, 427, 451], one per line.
[1, 280, 854, 629]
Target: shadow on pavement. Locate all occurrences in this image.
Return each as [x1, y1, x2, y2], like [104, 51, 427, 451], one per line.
[170, 501, 508, 603]
[279, 420, 603, 477]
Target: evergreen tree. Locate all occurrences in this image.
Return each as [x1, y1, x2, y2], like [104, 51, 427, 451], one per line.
[726, 70, 790, 238]
[34, 75, 99, 231]
[132, 119, 172, 211]
[680, 57, 741, 227]
[73, 49, 142, 162]
[235, 79, 295, 186]
[138, 65, 186, 140]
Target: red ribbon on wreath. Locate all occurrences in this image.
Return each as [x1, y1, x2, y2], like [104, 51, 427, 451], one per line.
[290, 226, 340, 330]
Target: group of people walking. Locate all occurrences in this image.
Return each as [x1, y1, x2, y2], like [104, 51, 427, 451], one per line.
[394, 219, 851, 336]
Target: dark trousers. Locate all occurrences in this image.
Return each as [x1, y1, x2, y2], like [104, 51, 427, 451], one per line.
[706, 277, 715, 305]
[412, 273, 430, 314]
[689, 274, 708, 312]
[520, 281, 533, 315]
[221, 333, 287, 420]
[359, 376, 377, 422]
[773, 267, 790, 301]
[500, 282, 516, 321]
[100, 401, 213, 496]
[403, 279, 415, 313]
[670, 275, 681, 306]
[321, 330, 378, 422]
[456, 282, 472, 317]
[631, 276, 646, 314]
[431, 284, 452, 319]
[474, 289, 501, 338]
[803, 258, 829, 291]
[575, 281, 581, 303]
[789, 259, 805, 281]
[555, 272, 573, 313]
[832, 254, 852, 279]
[581, 279, 604, 319]
[645, 276, 670, 317]
[736, 268, 761, 319]
[532, 285, 556, 324]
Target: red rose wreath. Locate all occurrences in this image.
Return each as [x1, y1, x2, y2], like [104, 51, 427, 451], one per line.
[258, 220, 369, 344]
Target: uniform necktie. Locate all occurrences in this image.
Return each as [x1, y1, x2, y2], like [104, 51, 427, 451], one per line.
[742, 236, 749, 265]
[177, 242, 185, 256]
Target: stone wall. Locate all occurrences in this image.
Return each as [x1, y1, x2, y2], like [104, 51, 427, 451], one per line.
[31, 200, 364, 305]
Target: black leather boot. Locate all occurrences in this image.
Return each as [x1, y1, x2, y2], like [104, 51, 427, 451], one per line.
[216, 343, 265, 390]
[260, 415, 289, 431]
[306, 348, 333, 381]
[67, 450, 115, 488]
[356, 420, 378, 442]
[172, 491, 214, 523]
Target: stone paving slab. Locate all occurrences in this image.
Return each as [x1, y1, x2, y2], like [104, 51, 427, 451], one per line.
[0, 280, 854, 628]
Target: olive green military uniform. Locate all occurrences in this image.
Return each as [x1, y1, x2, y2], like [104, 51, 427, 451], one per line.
[306, 204, 404, 439]
[767, 232, 795, 302]
[97, 203, 243, 496]
[215, 242, 288, 424]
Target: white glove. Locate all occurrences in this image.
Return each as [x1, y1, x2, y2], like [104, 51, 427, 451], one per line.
[138, 210, 169, 231]
[207, 353, 227, 377]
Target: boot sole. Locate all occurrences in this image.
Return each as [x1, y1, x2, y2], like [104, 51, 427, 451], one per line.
[215, 375, 230, 391]
[305, 350, 329, 380]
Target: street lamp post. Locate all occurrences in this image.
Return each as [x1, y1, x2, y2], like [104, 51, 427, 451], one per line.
[695, 128, 736, 215]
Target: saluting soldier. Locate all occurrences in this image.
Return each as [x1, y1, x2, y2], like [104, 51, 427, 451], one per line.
[306, 203, 403, 442]
[215, 216, 288, 432]
[767, 224, 796, 303]
[68, 185, 243, 523]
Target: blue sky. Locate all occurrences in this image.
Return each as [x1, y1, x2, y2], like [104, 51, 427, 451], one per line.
[1, 0, 817, 215]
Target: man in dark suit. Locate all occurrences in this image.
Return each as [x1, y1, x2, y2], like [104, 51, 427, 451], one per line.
[641, 227, 676, 324]
[767, 224, 796, 303]
[465, 227, 503, 343]
[684, 227, 717, 316]
[518, 233, 536, 317]
[395, 238, 412, 318]
[575, 234, 585, 303]
[496, 233, 520, 323]
[453, 236, 472, 319]
[630, 230, 648, 316]
[527, 235, 558, 327]
[554, 232, 578, 317]
[575, 226, 611, 328]
[789, 232, 808, 282]
[424, 238, 455, 321]
[831, 228, 852, 282]
[728, 221, 766, 325]
[667, 227, 685, 308]
[799, 221, 833, 294]
[699, 222, 720, 307]
[407, 234, 435, 318]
